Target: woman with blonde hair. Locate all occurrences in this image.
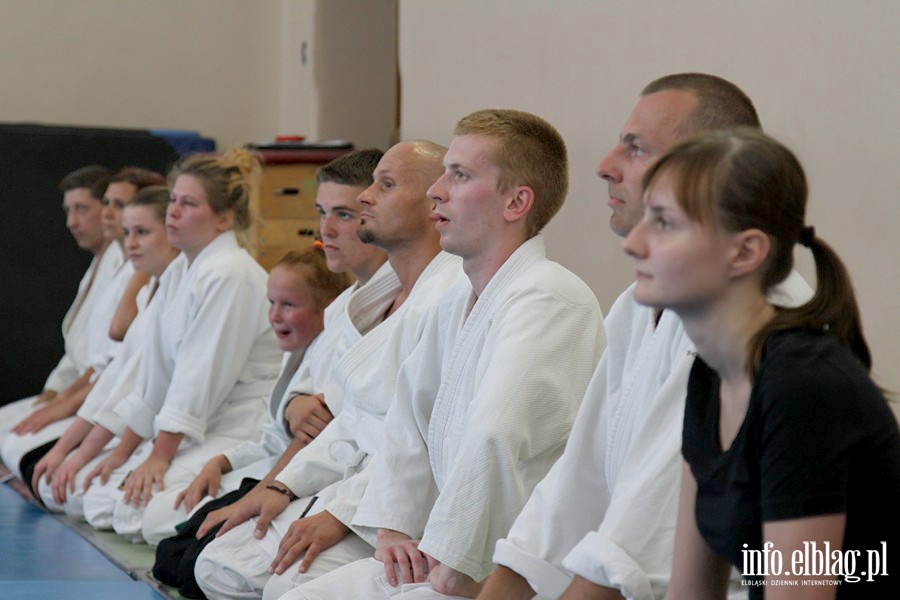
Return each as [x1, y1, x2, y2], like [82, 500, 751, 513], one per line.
[81, 149, 281, 543]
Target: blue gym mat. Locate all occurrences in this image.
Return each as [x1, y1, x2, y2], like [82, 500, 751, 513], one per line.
[0, 483, 165, 599]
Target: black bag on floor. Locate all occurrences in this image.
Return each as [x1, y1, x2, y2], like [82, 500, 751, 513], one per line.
[152, 477, 259, 599]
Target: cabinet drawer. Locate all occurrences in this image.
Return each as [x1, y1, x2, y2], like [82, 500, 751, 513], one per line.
[258, 164, 320, 219]
[256, 240, 317, 271]
[257, 217, 319, 247]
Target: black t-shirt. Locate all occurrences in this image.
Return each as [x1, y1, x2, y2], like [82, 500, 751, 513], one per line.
[683, 329, 900, 599]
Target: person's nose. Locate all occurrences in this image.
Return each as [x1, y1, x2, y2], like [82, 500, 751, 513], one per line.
[622, 217, 648, 259]
[320, 214, 337, 238]
[269, 303, 281, 325]
[596, 146, 623, 184]
[428, 173, 448, 204]
[357, 184, 375, 207]
[101, 202, 115, 222]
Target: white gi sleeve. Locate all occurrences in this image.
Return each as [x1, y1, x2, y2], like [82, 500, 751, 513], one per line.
[223, 351, 310, 471]
[116, 262, 269, 442]
[151, 273, 267, 442]
[492, 360, 613, 598]
[324, 460, 380, 547]
[43, 353, 78, 394]
[89, 358, 140, 437]
[274, 406, 356, 499]
[560, 358, 689, 600]
[222, 421, 287, 473]
[349, 309, 444, 541]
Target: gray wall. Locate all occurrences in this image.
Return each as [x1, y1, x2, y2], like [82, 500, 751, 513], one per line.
[398, 0, 900, 396]
[1, 0, 897, 395]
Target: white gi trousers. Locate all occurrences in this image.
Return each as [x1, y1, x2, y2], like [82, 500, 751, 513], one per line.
[279, 557, 472, 600]
[0, 407, 74, 481]
[194, 483, 373, 600]
[81, 401, 267, 544]
[38, 440, 117, 519]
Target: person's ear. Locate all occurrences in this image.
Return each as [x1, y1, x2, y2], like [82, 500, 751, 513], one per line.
[503, 186, 534, 224]
[216, 209, 235, 232]
[728, 228, 771, 278]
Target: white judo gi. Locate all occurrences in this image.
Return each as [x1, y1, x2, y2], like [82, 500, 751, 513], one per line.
[195, 253, 463, 600]
[0, 242, 123, 478]
[142, 270, 372, 538]
[490, 271, 812, 600]
[81, 231, 281, 542]
[84, 253, 135, 378]
[38, 279, 159, 517]
[286, 235, 606, 600]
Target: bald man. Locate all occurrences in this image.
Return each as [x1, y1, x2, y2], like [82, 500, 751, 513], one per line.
[282, 109, 605, 600]
[195, 140, 464, 600]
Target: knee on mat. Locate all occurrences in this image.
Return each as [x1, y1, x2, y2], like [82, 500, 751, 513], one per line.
[194, 544, 259, 597]
[141, 497, 182, 546]
[262, 570, 314, 600]
[82, 489, 116, 530]
[111, 499, 145, 539]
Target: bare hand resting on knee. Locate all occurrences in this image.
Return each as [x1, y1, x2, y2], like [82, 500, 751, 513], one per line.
[268, 510, 349, 575]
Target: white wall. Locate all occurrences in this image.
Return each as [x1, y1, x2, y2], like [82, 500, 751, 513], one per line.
[280, 0, 317, 140]
[280, 0, 398, 149]
[0, 0, 397, 150]
[0, 0, 896, 390]
[314, 0, 398, 149]
[0, 0, 284, 147]
[398, 0, 900, 393]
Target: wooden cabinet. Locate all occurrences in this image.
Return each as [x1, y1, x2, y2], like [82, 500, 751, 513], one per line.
[253, 148, 352, 271]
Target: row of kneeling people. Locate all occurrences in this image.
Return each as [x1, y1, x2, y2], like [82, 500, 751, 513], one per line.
[1, 72, 897, 600]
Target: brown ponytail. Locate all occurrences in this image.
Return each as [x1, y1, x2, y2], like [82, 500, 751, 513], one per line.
[643, 128, 872, 376]
[751, 233, 871, 372]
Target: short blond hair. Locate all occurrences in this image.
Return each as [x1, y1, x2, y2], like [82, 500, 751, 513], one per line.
[454, 109, 568, 237]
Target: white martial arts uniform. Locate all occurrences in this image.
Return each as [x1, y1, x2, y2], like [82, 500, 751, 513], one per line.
[84, 254, 134, 375]
[142, 275, 362, 539]
[489, 271, 812, 600]
[196, 253, 463, 600]
[2, 251, 134, 477]
[0, 242, 123, 478]
[45, 241, 125, 392]
[79, 279, 158, 435]
[38, 280, 159, 517]
[81, 231, 281, 542]
[287, 235, 606, 600]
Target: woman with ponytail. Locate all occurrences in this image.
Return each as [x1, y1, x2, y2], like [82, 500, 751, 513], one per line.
[82, 149, 282, 544]
[622, 128, 899, 599]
